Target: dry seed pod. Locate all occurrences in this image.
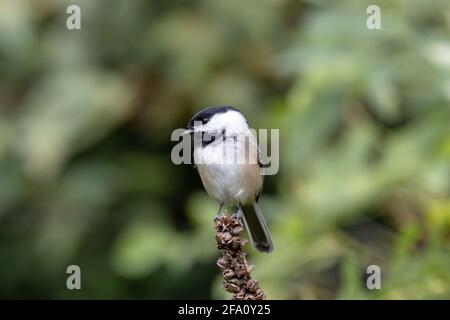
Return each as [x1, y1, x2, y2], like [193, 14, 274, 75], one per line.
[214, 213, 267, 300]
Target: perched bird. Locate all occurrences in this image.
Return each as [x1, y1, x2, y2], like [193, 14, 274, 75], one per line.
[184, 106, 273, 253]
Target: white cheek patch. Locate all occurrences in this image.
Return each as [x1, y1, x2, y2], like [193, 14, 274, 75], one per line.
[193, 130, 259, 166]
[207, 111, 249, 135]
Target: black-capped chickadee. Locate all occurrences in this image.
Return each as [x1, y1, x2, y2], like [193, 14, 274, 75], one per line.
[184, 106, 273, 253]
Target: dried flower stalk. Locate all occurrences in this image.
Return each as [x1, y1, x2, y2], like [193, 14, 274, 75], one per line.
[214, 213, 266, 300]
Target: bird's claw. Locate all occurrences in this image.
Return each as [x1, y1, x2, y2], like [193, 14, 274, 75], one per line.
[231, 211, 242, 221]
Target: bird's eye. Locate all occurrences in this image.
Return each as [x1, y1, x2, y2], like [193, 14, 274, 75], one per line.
[202, 118, 209, 124]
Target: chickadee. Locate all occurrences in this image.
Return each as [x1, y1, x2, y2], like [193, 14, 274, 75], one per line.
[184, 106, 273, 253]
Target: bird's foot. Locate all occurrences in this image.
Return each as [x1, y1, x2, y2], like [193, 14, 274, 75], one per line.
[231, 211, 242, 221]
[215, 204, 224, 218]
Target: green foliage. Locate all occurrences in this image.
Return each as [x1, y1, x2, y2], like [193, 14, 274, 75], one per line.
[0, 0, 449, 299]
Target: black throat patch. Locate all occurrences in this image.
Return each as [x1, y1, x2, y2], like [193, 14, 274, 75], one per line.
[201, 129, 227, 148]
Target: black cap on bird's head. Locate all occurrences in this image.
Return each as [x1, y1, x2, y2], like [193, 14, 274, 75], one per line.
[186, 106, 240, 131]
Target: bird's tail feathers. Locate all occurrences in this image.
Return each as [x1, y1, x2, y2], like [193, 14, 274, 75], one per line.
[240, 202, 273, 253]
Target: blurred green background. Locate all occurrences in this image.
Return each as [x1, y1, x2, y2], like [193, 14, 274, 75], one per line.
[0, 0, 449, 299]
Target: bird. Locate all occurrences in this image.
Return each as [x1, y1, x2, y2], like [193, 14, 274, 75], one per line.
[184, 106, 273, 253]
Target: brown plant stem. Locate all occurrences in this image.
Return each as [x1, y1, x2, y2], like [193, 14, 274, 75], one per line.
[215, 213, 266, 300]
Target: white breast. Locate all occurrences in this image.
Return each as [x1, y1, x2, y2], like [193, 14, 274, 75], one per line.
[194, 133, 262, 206]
